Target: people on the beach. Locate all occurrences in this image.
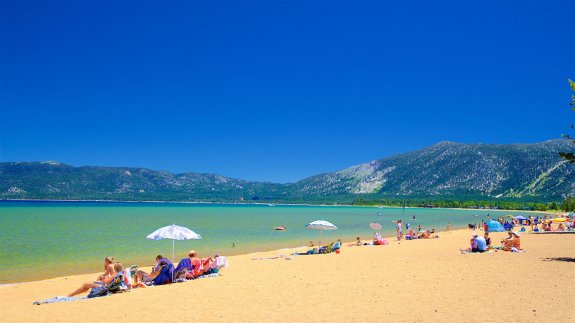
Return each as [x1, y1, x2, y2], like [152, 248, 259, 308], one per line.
[309, 240, 314, 247]
[204, 254, 228, 275]
[154, 255, 172, 272]
[460, 233, 487, 253]
[68, 257, 117, 297]
[446, 223, 451, 232]
[500, 231, 521, 251]
[133, 259, 173, 286]
[396, 220, 403, 240]
[484, 232, 491, 248]
[356, 237, 362, 246]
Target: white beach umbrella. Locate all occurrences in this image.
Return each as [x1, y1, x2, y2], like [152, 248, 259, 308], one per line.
[306, 220, 337, 246]
[146, 224, 202, 262]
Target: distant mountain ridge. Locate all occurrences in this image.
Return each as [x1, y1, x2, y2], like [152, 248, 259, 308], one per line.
[1, 139, 574, 202]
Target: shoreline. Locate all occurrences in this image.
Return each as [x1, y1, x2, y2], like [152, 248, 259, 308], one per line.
[0, 226, 531, 286]
[0, 201, 560, 285]
[1, 227, 573, 322]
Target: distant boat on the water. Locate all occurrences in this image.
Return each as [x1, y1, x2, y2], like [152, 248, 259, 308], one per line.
[274, 225, 286, 231]
[268, 204, 275, 207]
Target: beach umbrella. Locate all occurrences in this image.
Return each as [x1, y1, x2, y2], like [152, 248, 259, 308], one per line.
[306, 220, 337, 246]
[515, 216, 528, 221]
[548, 218, 567, 223]
[146, 224, 202, 262]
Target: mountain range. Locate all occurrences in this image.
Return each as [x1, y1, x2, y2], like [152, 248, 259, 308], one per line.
[1, 139, 574, 203]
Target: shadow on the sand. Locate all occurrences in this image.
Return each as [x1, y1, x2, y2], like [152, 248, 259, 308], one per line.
[542, 257, 575, 263]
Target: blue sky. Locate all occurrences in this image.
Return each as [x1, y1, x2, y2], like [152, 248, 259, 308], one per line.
[1, 0, 574, 183]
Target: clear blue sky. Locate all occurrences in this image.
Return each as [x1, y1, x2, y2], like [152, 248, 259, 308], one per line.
[1, 0, 574, 183]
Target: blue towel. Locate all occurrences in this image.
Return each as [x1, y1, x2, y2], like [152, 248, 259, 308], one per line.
[153, 264, 174, 285]
[174, 258, 193, 273]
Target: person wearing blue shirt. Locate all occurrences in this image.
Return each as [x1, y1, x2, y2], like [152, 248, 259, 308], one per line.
[473, 234, 487, 252]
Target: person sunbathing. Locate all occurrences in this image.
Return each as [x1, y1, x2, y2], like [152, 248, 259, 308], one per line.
[133, 259, 174, 286]
[557, 223, 565, 231]
[173, 250, 211, 279]
[356, 237, 362, 246]
[204, 254, 228, 275]
[419, 230, 431, 239]
[68, 257, 117, 297]
[502, 232, 521, 251]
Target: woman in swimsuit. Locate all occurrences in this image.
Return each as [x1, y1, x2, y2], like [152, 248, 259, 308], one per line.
[68, 256, 116, 297]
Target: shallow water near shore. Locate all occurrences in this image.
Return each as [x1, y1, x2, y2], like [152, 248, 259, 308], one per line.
[0, 201, 543, 284]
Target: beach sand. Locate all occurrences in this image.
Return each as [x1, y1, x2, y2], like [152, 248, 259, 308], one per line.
[1, 229, 573, 322]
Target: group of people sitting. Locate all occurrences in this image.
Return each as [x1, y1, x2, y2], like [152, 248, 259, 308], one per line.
[299, 239, 342, 255]
[460, 231, 521, 254]
[68, 251, 228, 299]
[538, 221, 573, 232]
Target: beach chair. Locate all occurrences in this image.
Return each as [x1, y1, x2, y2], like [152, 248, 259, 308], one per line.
[320, 242, 335, 254]
[87, 271, 127, 298]
[152, 263, 174, 285]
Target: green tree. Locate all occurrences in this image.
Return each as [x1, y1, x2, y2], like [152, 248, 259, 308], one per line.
[559, 79, 575, 162]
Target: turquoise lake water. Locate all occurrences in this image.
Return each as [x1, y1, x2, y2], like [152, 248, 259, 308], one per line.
[0, 201, 544, 284]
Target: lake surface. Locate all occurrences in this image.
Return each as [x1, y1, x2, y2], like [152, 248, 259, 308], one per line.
[0, 201, 542, 284]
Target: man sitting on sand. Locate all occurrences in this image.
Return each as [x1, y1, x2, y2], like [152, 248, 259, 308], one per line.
[460, 234, 487, 253]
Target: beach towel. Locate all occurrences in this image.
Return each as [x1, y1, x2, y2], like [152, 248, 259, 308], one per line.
[33, 296, 86, 305]
[211, 256, 228, 270]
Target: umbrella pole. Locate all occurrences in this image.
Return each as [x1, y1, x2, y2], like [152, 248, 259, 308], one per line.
[172, 239, 175, 283]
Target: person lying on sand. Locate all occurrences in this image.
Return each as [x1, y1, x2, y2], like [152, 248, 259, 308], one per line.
[68, 257, 117, 297]
[419, 230, 438, 239]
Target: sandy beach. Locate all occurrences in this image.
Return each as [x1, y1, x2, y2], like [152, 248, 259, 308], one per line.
[1, 228, 573, 322]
